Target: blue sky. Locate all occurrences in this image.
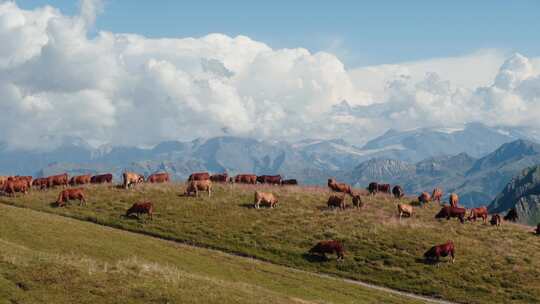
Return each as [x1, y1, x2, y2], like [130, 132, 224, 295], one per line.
[16, 0, 540, 66]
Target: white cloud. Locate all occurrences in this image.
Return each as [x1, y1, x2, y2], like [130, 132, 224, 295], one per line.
[0, 1, 540, 150]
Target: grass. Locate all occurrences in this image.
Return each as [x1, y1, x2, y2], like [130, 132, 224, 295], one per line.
[2, 183, 540, 303]
[0, 203, 423, 304]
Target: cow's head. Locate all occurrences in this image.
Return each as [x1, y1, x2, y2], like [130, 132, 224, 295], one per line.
[434, 208, 448, 219]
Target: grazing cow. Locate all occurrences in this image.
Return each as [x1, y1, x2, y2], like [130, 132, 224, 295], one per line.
[122, 172, 144, 189]
[435, 206, 466, 223]
[47, 173, 69, 188]
[368, 182, 378, 195]
[254, 191, 278, 209]
[125, 201, 154, 220]
[327, 194, 346, 210]
[235, 174, 257, 184]
[432, 188, 443, 204]
[327, 178, 352, 195]
[418, 192, 432, 207]
[490, 214, 502, 227]
[468, 206, 488, 223]
[377, 183, 391, 194]
[9, 176, 33, 189]
[308, 240, 345, 261]
[281, 179, 298, 186]
[90, 173, 113, 184]
[536, 224, 540, 235]
[32, 177, 49, 190]
[449, 193, 459, 208]
[392, 185, 404, 198]
[210, 173, 228, 183]
[184, 180, 212, 197]
[352, 194, 363, 208]
[147, 172, 170, 183]
[504, 208, 519, 222]
[2, 180, 28, 196]
[69, 174, 91, 186]
[256, 175, 282, 185]
[397, 203, 413, 220]
[424, 241, 455, 264]
[188, 172, 210, 181]
[56, 188, 86, 207]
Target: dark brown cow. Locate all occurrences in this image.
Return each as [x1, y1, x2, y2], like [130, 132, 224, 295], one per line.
[490, 214, 502, 227]
[504, 208, 519, 222]
[9, 176, 33, 189]
[418, 192, 432, 207]
[210, 173, 228, 183]
[235, 174, 257, 184]
[377, 183, 391, 194]
[147, 172, 170, 183]
[424, 241, 455, 264]
[327, 194, 346, 210]
[435, 206, 466, 223]
[392, 185, 404, 198]
[56, 188, 86, 207]
[2, 180, 28, 196]
[69, 174, 91, 186]
[327, 178, 352, 195]
[122, 172, 144, 189]
[281, 179, 298, 185]
[125, 201, 154, 220]
[449, 193, 459, 208]
[32, 177, 49, 190]
[368, 182, 378, 195]
[352, 194, 363, 208]
[309, 240, 345, 261]
[188, 172, 210, 181]
[468, 206, 488, 223]
[91, 173, 113, 184]
[256, 175, 282, 185]
[432, 188, 443, 204]
[47, 173, 69, 188]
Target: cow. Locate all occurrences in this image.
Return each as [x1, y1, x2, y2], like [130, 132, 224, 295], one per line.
[352, 194, 363, 208]
[47, 173, 69, 188]
[256, 175, 282, 185]
[254, 191, 278, 209]
[424, 241, 455, 264]
[432, 188, 443, 204]
[122, 172, 144, 189]
[56, 188, 86, 207]
[210, 173, 228, 183]
[90, 173, 113, 184]
[184, 180, 212, 197]
[2, 179, 28, 196]
[418, 192, 432, 207]
[377, 183, 391, 194]
[281, 179, 298, 186]
[327, 194, 346, 210]
[9, 176, 32, 189]
[32, 177, 49, 190]
[69, 174, 91, 186]
[308, 240, 345, 261]
[392, 185, 404, 199]
[188, 172, 210, 181]
[435, 206, 466, 223]
[368, 182, 378, 195]
[490, 214, 502, 227]
[327, 178, 352, 195]
[125, 201, 154, 220]
[468, 206, 488, 223]
[147, 172, 170, 183]
[235, 174, 257, 184]
[504, 208, 519, 222]
[397, 203, 413, 220]
[449, 193, 459, 208]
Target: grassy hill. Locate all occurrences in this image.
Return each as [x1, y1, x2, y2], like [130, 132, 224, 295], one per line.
[0, 204, 422, 304]
[2, 183, 540, 303]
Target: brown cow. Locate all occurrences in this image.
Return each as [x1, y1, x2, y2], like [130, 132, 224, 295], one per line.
[281, 179, 298, 186]
[122, 172, 145, 189]
[256, 175, 282, 185]
[2, 180, 28, 196]
[56, 188, 86, 207]
[397, 203, 413, 220]
[327, 194, 346, 210]
[69, 174, 91, 186]
[392, 185, 404, 198]
[309, 240, 345, 261]
[468, 206, 488, 223]
[435, 206, 466, 223]
[235, 174, 257, 184]
[125, 201, 154, 220]
[254, 191, 278, 209]
[327, 178, 352, 195]
[449, 193, 459, 208]
[368, 182, 378, 195]
[32, 177, 49, 190]
[432, 188, 443, 204]
[490, 214, 502, 227]
[424, 241, 455, 264]
[9, 176, 33, 189]
[352, 194, 363, 208]
[184, 180, 212, 197]
[188, 172, 210, 181]
[377, 183, 391, 194]
[91, 173, 113, 184]
[504, 208, 519, 222]
[47, 173, 69, 188]
[147, 172, 170, 183]
[210, 173, 228, 183]
[418, 192, 431, 207]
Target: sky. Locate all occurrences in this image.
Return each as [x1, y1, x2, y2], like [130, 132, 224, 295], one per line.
[1, 0, 540, 150]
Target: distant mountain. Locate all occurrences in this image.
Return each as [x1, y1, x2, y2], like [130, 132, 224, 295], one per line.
[488, 166, 540, 225]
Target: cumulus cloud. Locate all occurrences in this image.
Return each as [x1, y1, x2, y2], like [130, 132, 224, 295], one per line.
[0, 1, 540, 150]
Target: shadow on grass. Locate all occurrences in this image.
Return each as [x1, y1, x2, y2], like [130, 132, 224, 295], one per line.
[238, 203, 255, 209]
[302, 253, 329, 263]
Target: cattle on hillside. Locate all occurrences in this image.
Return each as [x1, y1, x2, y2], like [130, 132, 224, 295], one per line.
[327, 178, 352, 195]
[254, 191, 278, 209]
[185, 180, 212, 197]
[69, 174, 91, 186]
[308, 240, 345, 261]
[91, 173, 113, 184]
[32, 177, 49, 190]
[125, 201, 154, 220]
[468, 206, 488, 223]
[432, 188, 443, 204]
[210, 173, 228, 183]
[368, 182, 378, 195]
[392, 185, 404, 198]
[490, 214, 502, 227]
[435, 206, 466, 223]
[2, 179, 28, 196]
[327, 194, 346, 210]
[234, 174, 257, 184]
[352, 194, 363, 208]
[123, 172, 144, 189]
[424, 241, 455, 264]
[397, 203, 413, 220]
[47, 173, 69, 188]
[147, 172, 169, 183]
[377, 183, 391, 194]
[449, 193, 459, 208]
[418, 192, 432, 207]
[56, 188, 86, 207]
[188, 172, 210, 181]
[504, 208, 519, 222]
[281, 179, 298, 186]
[256, 175, 282, 185]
